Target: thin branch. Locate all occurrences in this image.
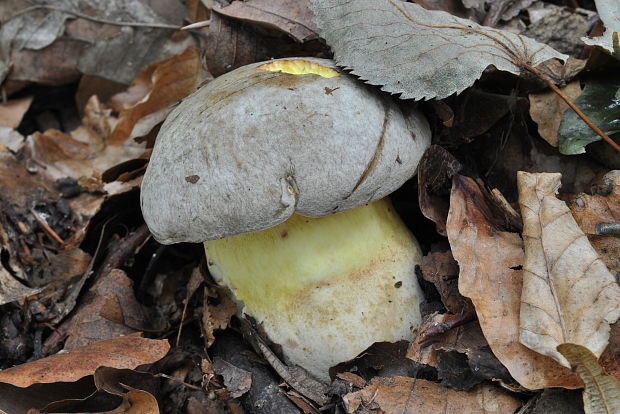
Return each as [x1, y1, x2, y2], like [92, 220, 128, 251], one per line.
[8, 5, 182, 30]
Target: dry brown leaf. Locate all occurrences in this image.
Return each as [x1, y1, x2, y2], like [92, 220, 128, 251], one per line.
[447, 175, 581, 389]
[0, 96, 32, 128]
[567, 171, 620, 275]
[0, 335, 169, 387]
[213, 357, 252, 399]
[342, 376, 521, 414]
[102, 386, 159, 414]
[529, 81, 581, 147]
[109, 46, 207, 144]
[419, 250, 473, 314]
[558, 344, 620, 414]
[417, 145, 462, 236]
[63, 269, 148, 350]
[517, 171, 620, 367]
[214, 0, 318, 43]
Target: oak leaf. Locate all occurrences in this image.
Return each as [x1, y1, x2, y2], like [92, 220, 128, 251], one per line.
[517, 172, 620, 367]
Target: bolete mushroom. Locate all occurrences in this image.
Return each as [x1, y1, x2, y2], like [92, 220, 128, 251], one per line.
[141, 58, 431, 381]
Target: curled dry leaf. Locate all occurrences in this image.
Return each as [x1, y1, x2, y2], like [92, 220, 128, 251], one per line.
[558, 344, 620, 414]
[517, 172, 620, 367]
[310, 0, 567, 100]
[0, 335, 169, 387]
[581, 0, 620, 55]
[447, 175, 581, 389]
[342, 376, 521, 414]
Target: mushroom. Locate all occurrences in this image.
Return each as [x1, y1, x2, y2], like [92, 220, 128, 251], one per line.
[141, 58, 431, 381]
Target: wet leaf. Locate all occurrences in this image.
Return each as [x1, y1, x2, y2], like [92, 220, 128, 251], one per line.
[447, 175, 581, 389]
[558, 344, 620, 414]
[517, 172, 620, 367]
[342, 376, 521, 413]
[310, 0, 567, 100]
[215, 0, 318, 43]
[558, 76, 620, 154]
[0, 335, 169, 387]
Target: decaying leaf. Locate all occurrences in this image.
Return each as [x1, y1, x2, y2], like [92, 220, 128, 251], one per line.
[0, 335, 169, 387]
[213, 357, 252, 399]
[214, 0, 318, 43]
[517, 172, 620, 367]
[342, 376, 521, 414]
[447, 175, 581, 389]
[582, 0, 620, 55]
[558, 344, 620, 414]
[529, 81, 581, 147]
[310, 0, 567, 100]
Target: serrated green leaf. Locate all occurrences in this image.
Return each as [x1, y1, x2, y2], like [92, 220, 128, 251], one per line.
[558, 76, 620, 155]
[310, 0, 567, 100]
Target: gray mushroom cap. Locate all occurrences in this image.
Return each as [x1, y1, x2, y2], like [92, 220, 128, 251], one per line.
[141, 58, 431, 244]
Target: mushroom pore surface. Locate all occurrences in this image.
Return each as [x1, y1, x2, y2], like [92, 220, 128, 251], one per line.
[140, 58, 431, 244]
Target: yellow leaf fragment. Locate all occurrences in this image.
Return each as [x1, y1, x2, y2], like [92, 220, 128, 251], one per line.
[558, 344, 620, 414]
[517, 172, 620, 367]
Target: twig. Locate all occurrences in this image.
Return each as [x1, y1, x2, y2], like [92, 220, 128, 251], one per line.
[181, 20, 211, 30]
[156, 373, 203, 390]
[8, 5, 182, 30]
[30, 208, 65, 245]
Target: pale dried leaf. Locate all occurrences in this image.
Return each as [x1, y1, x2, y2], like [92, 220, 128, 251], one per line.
[582, 0, 620, 54]
[529, 81, 581, 147]
[517, 172, 620, 367]
[447, 175, 581, 389]
[342, 376, 521, 414]
[213, 357, 252, 398]
[310, 0, 567, 100]
[558, 344, 620, 414]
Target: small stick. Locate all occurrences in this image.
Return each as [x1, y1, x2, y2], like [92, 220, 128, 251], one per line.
[30, 208, 65, 245]
[181, 20, 211, 30]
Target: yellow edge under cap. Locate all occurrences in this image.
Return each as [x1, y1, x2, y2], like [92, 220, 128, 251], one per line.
[258, 59, 340, 78]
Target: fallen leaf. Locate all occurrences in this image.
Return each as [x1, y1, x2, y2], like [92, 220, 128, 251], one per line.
[109, 46, 207, 144]
[582, 0, 620, 55]
[342, 376, 521, 414]
[417, 145, 462, 236]
[447, 175, 581, 389]
[517, 171, 620, 367]
[418, 250, 473, 314]
[202, 286, 237, 347]
[558, 75, 620, 155]
[63, 269, 149, 350]
[558, 344, 620, 414]
[105, 386, 160, 414]
[600, 321, 620, 381]
[520, 388, 587, 414]
[0, 335, 169, 387]
[529, 81, 581, 147]
[214, 0, 318, 43]
[213, 357, 253, 399]
[310, 0, 567, 100]
[0, 96, 33, 128]
[567, 171, 620, 275]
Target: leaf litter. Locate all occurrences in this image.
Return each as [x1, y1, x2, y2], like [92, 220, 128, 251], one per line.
[1, 0, 620, 413]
